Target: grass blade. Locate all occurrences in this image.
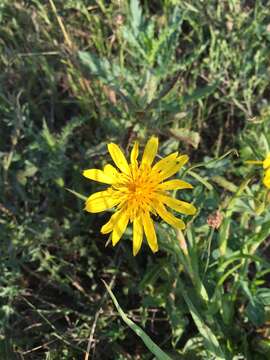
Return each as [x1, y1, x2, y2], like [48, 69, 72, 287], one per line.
[103, 280, 173, 360]
[178, 281, 227, 360]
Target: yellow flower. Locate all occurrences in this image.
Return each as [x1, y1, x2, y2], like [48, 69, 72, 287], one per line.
[263, 153, 270, 170]
[83, 136, 196, 255]
[246, 153, 270, 189]
[263, 168, 270, 188]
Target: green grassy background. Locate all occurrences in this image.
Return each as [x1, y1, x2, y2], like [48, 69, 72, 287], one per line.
[1, 1, 270, 359]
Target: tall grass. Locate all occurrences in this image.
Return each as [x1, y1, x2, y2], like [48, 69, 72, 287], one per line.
[0, 1, 270, 358]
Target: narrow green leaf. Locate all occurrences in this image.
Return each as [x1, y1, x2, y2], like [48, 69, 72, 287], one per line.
[211, 175, 238, 193]
[78, 51, 112, 82]
[188, 170, 213, 191]
[65, 188, 87, 201]
[178, 281, 226, 360]
[42, 120, 55, 148]
[187, 149, 238, 172]
[246, 297, 265, 327]
[182, 83, 219, 104]
[103, 281, 173, 360]
[130, 0, 142, 35]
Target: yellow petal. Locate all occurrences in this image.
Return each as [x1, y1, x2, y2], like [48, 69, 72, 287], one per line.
[103, 164, 119, 178]
[133, 217, 143, 256]
[85, 190, 120, 213]
[108, 143, 130, 174]
[245, 160, 263, 165]
[158, 179, 193, 191]
[152, 152, 178, 172]
[101, 210, 121, 234]
[142, 212, 158, 253]
[130, 141, 139, 165]
[141, 136, 158, 167]
[83, 168, 116, 184]
[112, 211, 129, 246]
[157, 194, 196, 215]
[157, 155, 189, 181]
[263, 169, 270, 188]
[263, 177, 270, 188]
[155, 202, 186, 229]
[263, 153, 270, 169]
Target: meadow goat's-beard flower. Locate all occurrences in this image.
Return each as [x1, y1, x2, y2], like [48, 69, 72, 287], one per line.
[263, 168, 270, 188]
[263, 154, 270, 188]
[246, 153, 270, 189]
[83, 136, 196, 255]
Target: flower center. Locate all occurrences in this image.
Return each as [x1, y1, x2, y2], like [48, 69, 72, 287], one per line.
[122, 165, 161, 221]
[128, 180, 151, 199]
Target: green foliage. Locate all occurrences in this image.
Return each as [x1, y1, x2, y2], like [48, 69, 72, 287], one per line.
[0, 0, 270, 359]
[104, 280, 173, 360]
